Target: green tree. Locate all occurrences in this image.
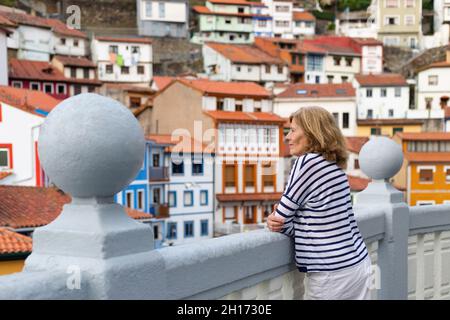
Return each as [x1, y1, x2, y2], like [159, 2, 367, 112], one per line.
[0, 0, 16, 7]
[337, 0, 371, 11]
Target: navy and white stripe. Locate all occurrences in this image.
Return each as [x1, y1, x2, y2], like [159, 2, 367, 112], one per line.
[276, 153, 368, 273]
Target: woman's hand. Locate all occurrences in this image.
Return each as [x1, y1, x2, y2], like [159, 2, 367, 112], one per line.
[266, 204, 285, 232]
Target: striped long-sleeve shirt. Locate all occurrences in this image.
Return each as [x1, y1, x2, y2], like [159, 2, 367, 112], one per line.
[275, 152, 368, 273]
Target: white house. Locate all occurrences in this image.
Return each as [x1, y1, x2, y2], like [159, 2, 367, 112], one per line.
[164, 136, 215, 246]
[0, 86, 60, 186]
[292, 10, 316, 38]
[263, 0, 294, 38]
[434, 0, 450, 31]
[352, 38, 384, 74]
[411, 51, 450, 119]
[202, 42, 289, 85]
[252, 3, 273, 38]
[274, 83, 357, 136]
[0, 20, 12, 85]
[91, 36, 153, 85]
[0, 10, 88, 61]
[353, 73, 410, 119]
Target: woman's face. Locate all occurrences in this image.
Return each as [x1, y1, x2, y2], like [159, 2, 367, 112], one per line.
[286, 120, 308, 156]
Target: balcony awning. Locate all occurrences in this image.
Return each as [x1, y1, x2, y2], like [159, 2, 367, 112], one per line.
[216, 192, 282, 203]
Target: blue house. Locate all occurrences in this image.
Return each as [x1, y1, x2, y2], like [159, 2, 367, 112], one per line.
[115, 140, 169, 248]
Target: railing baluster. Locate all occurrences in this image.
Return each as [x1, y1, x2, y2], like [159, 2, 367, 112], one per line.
[433, 231, 442, 300]
[416, 234, 425, 300]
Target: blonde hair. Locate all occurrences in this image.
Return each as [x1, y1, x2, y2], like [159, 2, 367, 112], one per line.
[289, 106, 348, 169]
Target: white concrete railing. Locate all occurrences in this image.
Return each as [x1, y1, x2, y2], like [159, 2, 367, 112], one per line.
[0, 93, 449, 300]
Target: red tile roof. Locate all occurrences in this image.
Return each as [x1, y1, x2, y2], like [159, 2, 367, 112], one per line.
[178, 78, 271, 98]
[9, 58, 67, 81]
[96, 36, 152, 44]
[147, 134, 214, 154]
[207, 0, 256, 6]
[153, 76, 176, 91]
[205, 42, 284, 65]
[0, 85, 60, 116]
[0, 11, 87, 38]
[405, 152, 450, 163]
[357, 119, 424, 126]
[0, 14, 17, 28]
[355, 73, 408, 87]
[216, 192, 283, 202]
[205, 110, 285, 123]
[293, 11, 316, 21]
[53, 55, 96, 68]
[347, 175, 370, 192]
[0, 186, 152, 230]
[276, 83, 355, 99]
[346, 137, 369, 154]
[418, 61, 450, 72]
[351, 38, 383, 46]
[395, 132, 450, 141]
[0, 228, 32, 255]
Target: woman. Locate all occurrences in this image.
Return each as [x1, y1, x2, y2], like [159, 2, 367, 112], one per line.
[267, 106, 372, 300]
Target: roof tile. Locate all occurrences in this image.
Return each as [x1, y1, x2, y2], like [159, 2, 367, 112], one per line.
[276, 83, 355, 99]
[355, 73, 408, 87]
[0, 228, 32, 255]
[206, 42, 284, 65]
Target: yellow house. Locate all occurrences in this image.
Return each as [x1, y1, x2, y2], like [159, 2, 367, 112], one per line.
[392, 132, 450, 206]
[0, 228, 32, 276]
[357, 119, 423, 137]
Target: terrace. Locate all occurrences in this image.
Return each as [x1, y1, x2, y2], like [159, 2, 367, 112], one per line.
[0, 93, 449, 299]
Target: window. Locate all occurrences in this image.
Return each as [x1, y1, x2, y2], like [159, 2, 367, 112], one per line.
[11, 81, 22, 88]
[332, 113, 339, 125]
[343, 113, 349, 129]
[367, 89, 373, 97]
[225, 19, 231, 24]
[258, 20, 267, 27]
[238, 7, 245, 13]
[262, 162, 275, 188]
[152, 153, 160, 167]
[192, 154, 203, 175]
[224, 164, 236, 188]
[224, 206, 237, 222]
[262, 205, 272, 222]
[137, 66, 145, 74]
[405, 0, 414, 7]
[201, 220, 208, 236]
[172, 160, 184, 175]
[275, 5, 289, 12]
[184, 191, 193, 207]
[145, 0, 152, 17]
[341, 76, 348, 83]
[106, 64, 113, 74]
[125, 191, 134, 208]
[367, 109, 373, 118]
[345, 57, 353, 67]
[70, 68, 77, 78]
[428, 75, 438, 86]
[381, 88, 387, 97]
[43, 83, 53, 94]
[388, 109, 394, 117]
[168, 191, 177, 207]
[57, 84, 66, 95]
[74, 85, 82, 95]
[132, 46, 140, 54]
[217, 99, 224, 110]
[446, 168, 450, 183]
[327, 75, 334, 84]
[419, 169, 433, 182]
[200, 190, 208, 206]
[315, 76, 320, 84]
[73, 39, 79, 47]
[265, 65, 270, 73]
[386, 0, 399, 8]
[0, 145, 12, 169]
[184, 221, 194, 238]
[121, 66, 130, 74]
[167, 222, 177, 240]
[83, 68, 89, 79]
[109, 45, 118, 54]
[354, 159, 360, 170]
[333, 57, 341, 66]
[130, 97, 141, 108]
[153, 224, 161, 240]
[393, 127, 403, 135]
[30, 82, 40, 91]
[248, 67, 252, 73]
[244, 164, 255, 188]
[307, 55, 323, 71]
[236, 66, 241, 72]
[405, 15, 415, 26]
[386, 16, 399, 25]
[371, 127, 381, 135]
[159, 2, 165, 18]
[425, 97, 433, 109]
[137, 190, 144, 210]
[153, 188, 160, 204]
[277, 66, 283, 74]
[88, 86, 95, 93]
[395, 87, 401, 97]
[60, 38, 66, 45]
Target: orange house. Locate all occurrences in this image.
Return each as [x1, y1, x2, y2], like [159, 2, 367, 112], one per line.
[393, 132, 450, 206]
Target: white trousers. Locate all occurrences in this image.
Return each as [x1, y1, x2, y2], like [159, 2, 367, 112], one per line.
[304, 256, 372, 300]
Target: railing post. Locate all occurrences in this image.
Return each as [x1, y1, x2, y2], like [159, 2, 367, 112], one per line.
[355, 136, 409, 300]
[22, 93, 166, 299]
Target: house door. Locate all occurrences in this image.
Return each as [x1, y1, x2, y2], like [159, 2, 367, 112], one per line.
[244, 206, 257, 224]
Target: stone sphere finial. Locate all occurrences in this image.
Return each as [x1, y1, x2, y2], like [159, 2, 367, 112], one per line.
[38, 93, 145, 198]
[359, 136, 403, 180]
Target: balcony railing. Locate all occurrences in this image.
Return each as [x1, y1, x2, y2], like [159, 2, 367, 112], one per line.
[149, 166, 169, 182]
[0, 93, 449, 299]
